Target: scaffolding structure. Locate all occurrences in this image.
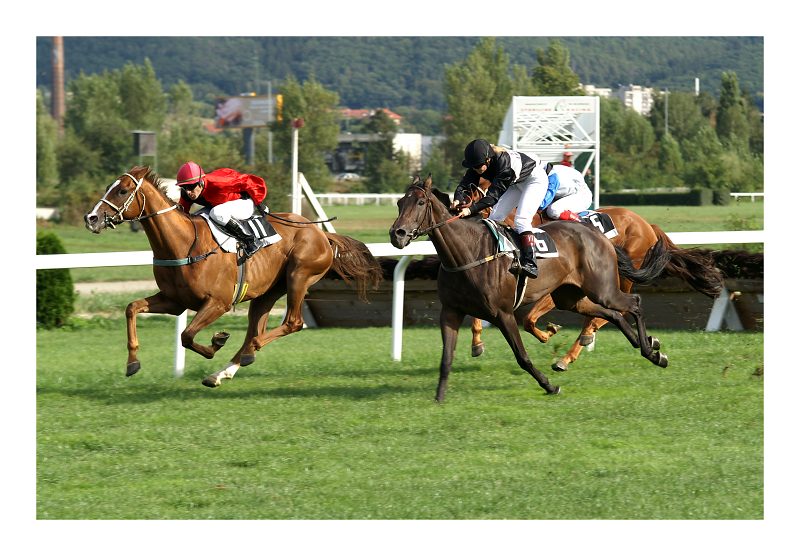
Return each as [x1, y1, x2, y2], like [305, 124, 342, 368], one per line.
[498, 96, 601, 207]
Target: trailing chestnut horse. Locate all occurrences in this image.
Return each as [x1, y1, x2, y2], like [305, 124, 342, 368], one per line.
[390, 176, 671, 402]
[84, 166, 382, 387]
[464, 179, 723, 371]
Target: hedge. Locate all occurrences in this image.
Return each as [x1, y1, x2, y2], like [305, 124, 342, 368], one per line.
[37, 232, 75, 328]
[600, 188, 731, 206]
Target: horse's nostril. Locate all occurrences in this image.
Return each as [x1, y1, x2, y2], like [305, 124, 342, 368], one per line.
[394, 229, 407, 238]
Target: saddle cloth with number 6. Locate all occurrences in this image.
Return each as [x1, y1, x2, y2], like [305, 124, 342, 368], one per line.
[482, 219, 558, 259]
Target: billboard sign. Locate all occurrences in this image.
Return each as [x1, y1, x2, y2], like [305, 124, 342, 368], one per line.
[215, 96, 274, 128]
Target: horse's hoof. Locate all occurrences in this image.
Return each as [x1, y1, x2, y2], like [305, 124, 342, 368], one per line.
[126, 361, 141, 377]
[240, 353, 255, 367]
[657, 352, 669, 368]
[648, 336, 661, 351]
[552, 360, 569, 372]
[202, 376, 220, 388]
[212, 332, 230, 348]
[579, 334, 595, 346]
[471, 342, 485, 357]
[546, 323, 562, 335]
[547, 386, 561, 395]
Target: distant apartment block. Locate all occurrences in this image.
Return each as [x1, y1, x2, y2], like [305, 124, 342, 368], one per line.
[582, 83, 656, 116]
[581, 84, 612, 98]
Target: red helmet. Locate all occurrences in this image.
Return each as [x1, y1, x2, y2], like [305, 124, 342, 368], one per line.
[176, 161, 205, 187]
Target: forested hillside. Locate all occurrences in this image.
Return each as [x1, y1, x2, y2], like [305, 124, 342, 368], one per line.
[35, 36, 763, 110]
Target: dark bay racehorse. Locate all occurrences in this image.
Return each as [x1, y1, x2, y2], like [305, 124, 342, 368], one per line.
[84, 166, 382, 387]
[389, 176, 671, 401]
[463, 179, 723, 371]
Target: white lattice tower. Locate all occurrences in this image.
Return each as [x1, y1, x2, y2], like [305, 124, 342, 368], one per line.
[498, 96, 601, 207]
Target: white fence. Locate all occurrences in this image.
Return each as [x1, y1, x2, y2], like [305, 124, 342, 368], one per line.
[314, 193, 405, 205]
[730, 192, 765, 202]
[35, 231, 764, 373]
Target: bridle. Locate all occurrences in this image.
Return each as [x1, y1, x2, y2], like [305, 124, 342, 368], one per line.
[98, 172, 178, 229]
[406, 184, 460, 240]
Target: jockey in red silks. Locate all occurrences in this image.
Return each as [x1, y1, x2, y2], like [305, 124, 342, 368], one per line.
[176, 161, 267, 258]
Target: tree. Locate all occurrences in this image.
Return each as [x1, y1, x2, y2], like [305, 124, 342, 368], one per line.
[657, 133, 684, 187]
[421, 140, 457, 191]
[270, 75, 340, 188]
[65, 70, 132, 177]
[36, 89, 59, 196]
[680, 125, 726, 188]
[649, 91, 706, 143]
[362, 110, 410, 193]
[530, 39, 584, 96]
[443, 38, 513, 172]
[118, 59, 166, 132]
[716, 71, 750, 148]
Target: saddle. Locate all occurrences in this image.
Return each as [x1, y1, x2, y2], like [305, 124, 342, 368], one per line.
[482, 220, 558, 310]
[196, 207, 282, 255]
[482, 219, 559, 259]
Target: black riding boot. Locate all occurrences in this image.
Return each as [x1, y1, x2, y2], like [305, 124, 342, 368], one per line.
[511, 231, 538, 279]
[224, 219, 259, 258]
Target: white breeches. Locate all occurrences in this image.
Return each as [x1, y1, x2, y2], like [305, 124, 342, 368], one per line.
[208, 198, 255, 226]
[544, 186, 593, 220]
[488, 166, 549, 234]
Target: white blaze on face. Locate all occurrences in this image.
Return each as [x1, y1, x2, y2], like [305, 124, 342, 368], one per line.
[87, 179, 122, 222]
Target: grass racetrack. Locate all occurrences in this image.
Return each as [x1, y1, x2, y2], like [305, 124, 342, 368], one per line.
[37, 316, 763, 520]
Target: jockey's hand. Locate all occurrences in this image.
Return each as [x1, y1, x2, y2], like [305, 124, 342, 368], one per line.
[457, 207, 472, 219]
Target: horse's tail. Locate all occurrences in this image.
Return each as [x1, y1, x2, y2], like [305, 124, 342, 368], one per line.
[651, 224, 724, 298]
[615, 237, 671, 285]
[324, 233, 383, 302]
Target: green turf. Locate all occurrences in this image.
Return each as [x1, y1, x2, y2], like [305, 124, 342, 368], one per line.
[37, 319, 763, 519]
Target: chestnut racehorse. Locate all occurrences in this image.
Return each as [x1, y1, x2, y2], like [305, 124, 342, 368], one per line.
[463, 178, 723, 371]
[84, 166, 382, 388]
[390, 176, 671, 402]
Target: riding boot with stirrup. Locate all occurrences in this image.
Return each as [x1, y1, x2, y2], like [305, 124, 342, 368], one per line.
[511, 231, 538, 279]
[224, 218, 259, 259]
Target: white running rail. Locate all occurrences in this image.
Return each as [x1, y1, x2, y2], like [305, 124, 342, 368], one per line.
[35, 230, 765, 370]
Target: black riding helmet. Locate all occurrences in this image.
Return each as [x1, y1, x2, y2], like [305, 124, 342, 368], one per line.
[462, 139, 493, 168]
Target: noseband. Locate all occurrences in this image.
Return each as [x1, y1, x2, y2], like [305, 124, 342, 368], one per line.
[98, 173, 177, 228]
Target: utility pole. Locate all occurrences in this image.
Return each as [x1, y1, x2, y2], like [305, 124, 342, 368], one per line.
[664, 88, 669, 136]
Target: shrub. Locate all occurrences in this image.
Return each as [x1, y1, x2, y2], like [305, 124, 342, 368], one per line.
[37, 232, 75, 328]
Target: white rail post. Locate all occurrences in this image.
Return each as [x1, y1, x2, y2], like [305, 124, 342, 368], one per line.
[174, 310, 187, 377]
[291, 118, 304, 215]
[391, 255, 413, 361]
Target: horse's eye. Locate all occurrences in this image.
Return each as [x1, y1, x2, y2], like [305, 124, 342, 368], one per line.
[118, 189, 128, 195]
[417, 199, 426, 206]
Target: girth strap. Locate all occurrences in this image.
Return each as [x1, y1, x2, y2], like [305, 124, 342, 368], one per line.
[232, 258, 249, 305]
[440, 252, 511, 273]
[153, 249, 218, 266]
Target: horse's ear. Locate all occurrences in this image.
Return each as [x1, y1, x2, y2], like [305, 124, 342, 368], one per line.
[410, 175, 420, 187]
[423, 174, 433, 190]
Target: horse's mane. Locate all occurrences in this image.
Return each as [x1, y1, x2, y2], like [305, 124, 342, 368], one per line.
[129, 165, 177, 204]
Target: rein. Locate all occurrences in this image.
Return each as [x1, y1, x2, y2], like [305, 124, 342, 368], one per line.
[268, 213, 338, 225]
[409, 184, 509, 273]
